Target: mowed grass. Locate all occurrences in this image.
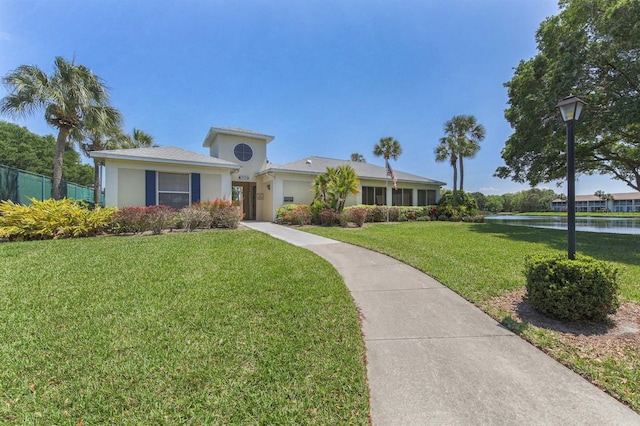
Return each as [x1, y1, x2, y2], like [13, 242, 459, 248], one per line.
[304, 221, 640, 411]
[303, 221, 640, 303]
[0, 231, 369, 424]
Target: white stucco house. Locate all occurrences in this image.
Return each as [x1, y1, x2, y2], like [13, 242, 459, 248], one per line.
[90, 127, 446, 221]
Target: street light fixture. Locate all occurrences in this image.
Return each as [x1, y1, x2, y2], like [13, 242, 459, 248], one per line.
[556, 95, 586, 260]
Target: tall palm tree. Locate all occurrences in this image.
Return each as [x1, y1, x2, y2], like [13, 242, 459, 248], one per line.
[373, 137, 402, 191]
[434, 136, 459, 200]
[438, 115, 485, 193]
[350, 153, 366, 162]
[1, 57, 121, 199]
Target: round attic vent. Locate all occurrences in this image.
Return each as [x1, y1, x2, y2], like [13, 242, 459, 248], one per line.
[305, 159, 312, 165]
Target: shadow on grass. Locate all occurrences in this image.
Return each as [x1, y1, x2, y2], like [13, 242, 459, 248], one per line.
[468, 222, 640, 268]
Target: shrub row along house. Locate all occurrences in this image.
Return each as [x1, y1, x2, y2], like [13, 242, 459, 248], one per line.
[90, 127, 446, 221]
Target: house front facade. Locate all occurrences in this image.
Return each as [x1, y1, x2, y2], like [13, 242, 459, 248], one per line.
[91, 127, 446, 221]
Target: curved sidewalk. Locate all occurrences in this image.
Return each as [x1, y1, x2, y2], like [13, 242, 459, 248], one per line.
[243, 222, 639, 425]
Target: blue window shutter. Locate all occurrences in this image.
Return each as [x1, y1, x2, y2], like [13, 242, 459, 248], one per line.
[145, 170, 156, 206]
[191, 173, 201, 204]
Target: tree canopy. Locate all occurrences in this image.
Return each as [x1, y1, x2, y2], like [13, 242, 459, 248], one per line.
[1, 57, 121, 199]
[435, 115, 485, 199]
[373, 137, 402, 161]
[497, 0, 640, 192]
[0, 120, 93, 186]
[350, 153, 366, 163]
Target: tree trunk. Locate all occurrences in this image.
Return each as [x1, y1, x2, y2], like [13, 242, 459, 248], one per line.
[459, 157, 465, 191]
[452, 162, 458, 206]
[93, 158, 101, 206]
[52, 127, 70, 200]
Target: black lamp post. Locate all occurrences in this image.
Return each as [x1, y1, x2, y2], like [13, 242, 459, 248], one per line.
[556, 95, 586, 260]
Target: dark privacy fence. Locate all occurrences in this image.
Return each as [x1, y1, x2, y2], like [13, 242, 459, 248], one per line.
[0, 164, 103, 206]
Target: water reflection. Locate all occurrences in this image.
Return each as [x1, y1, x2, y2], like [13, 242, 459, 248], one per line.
[484, 215, 640, 235]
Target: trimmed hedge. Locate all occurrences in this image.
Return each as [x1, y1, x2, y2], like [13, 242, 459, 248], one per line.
[524, 254, 620, 322]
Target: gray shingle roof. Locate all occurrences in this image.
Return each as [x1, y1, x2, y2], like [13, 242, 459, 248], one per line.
[90, 146, 241, 169]
[261, 156, 446, 185]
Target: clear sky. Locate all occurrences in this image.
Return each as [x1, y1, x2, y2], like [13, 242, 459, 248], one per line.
[0, 0, 632, 196]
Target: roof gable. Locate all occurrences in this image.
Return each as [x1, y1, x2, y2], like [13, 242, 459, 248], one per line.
[203, 127, 275, 147]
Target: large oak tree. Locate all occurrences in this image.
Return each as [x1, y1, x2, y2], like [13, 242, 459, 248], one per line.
[496, 0, 640, 191]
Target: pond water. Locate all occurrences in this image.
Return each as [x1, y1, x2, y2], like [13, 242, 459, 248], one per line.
[484, 215, 640, 235]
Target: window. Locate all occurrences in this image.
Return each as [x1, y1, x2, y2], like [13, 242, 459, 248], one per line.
[234, 143, 253, 162]
[392, 189, 413, 206]
[426, 190, 436, 205]
[418, 190, 426, 206]
[362, 186, 386, 205]
[158, 172, 190, 209]
[417, 190, 436, 206]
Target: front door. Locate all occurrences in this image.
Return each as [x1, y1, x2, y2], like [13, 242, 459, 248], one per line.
[232, 182, 256, 220]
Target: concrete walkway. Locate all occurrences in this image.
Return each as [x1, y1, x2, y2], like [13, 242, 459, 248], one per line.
[242, 222, 640, 425]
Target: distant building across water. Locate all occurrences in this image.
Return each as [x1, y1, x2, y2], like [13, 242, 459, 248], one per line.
[551, 192, 640, 213]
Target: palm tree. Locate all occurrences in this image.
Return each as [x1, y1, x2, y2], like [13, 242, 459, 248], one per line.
[434, 136, 459, 200]
[373, 137, 402, 162]
[312, 165, 360, 213]
[373, 137, 402, 192]
[438, 115, 485, 192]
[350, 153, 366, 162]
[329, 164, 360, 212]
[1, 57, 121, 199]
[124, 128, 156, 148]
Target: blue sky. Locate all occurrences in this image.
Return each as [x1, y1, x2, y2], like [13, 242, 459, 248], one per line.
[0, 0, 632, 195]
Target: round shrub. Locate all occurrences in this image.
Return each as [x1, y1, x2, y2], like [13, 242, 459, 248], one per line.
[275, 204, 298, 224]
[524, 254, 620, 322]
[345, 207, 367, 227]
[288, 205, 312, 226]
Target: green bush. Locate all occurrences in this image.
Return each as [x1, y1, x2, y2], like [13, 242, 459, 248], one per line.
[0, 198, 115, 240]
[438, 190, 479, 220]
[276, 204, 298, 224]
[524, 254, 620, 322]
[368, 206, 386, 222]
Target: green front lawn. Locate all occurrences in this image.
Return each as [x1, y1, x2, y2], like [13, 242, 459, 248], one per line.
[303, 221, 640, 411]
[0, 231, 369, 424]
[304, 221, 640, 303]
